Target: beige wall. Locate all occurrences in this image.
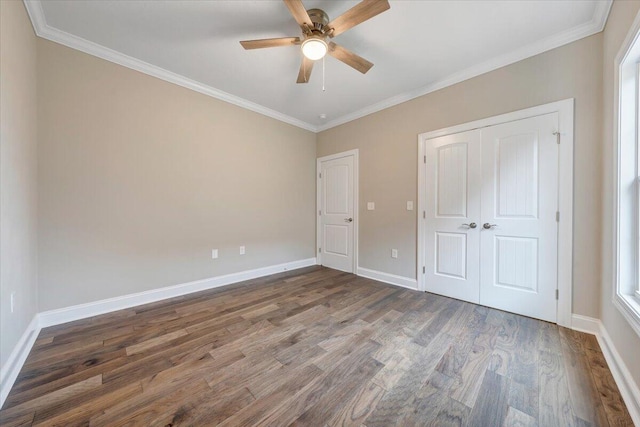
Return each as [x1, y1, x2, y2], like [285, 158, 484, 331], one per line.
[318, 34, 603, 318]
[0, 1, 39, 368]
[601, 0, 640, 392]
[37, 39, 317, 311]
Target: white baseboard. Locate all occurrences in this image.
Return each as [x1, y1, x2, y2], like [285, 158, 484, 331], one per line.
[357, 267, 418, 290]
[0, 257, 315, 409]
[597, 324, 640, 426]
[39, 258, 317, 327]
[570, 314, 601, 334]
[572, 314, 640, 425]
[0, 315, 41, 409]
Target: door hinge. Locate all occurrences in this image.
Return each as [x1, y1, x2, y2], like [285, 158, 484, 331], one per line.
[318, 247, 321, 253]
[556, 211, 560, 222]
[423, 211, 426, 219]
[319, 210, 321, 216]
[553, 131, 560, 145]
[423, 266, 426, 274]
[424, 155, 426, 163]
[319, 172, 322, 178]
[556, 289, 559, 300]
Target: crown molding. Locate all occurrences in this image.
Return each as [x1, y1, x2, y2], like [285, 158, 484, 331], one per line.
[24, 0, 611, 134]
[316, 0, 612, 132]
[22, 0, 319, 133]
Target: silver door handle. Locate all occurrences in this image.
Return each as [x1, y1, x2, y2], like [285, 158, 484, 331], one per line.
[483, 223, 498, 229]
[344, 218, 353, 223]
[462, 222, 477, 229]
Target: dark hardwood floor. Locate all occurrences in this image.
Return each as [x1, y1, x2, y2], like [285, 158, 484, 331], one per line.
[0, 266, 634, 426]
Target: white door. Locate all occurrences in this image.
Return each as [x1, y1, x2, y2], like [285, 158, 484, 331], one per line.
[425, 130, 482, 303]
[424, 113, 559, 322]
[319, 154, 355, 273]
[479, 113, 558, 322]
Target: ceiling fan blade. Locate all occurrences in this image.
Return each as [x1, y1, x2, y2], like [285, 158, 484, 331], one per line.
[296, 56, 314, 83]
[327, 0, 390, 37]
[240, 37, 300, 50]
[283, 0, 313, 29]
[328, 42, 373, 74]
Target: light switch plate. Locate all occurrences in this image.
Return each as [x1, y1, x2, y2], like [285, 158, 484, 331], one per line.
[407, 201, 414, 211]
[391, 249, 398, 258]
[211, 249, 218, 259]
[240, 246, 246, 255]
[367, 202, 375, 210]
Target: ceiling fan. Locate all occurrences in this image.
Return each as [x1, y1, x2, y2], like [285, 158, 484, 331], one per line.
[240, 0, 390, 83]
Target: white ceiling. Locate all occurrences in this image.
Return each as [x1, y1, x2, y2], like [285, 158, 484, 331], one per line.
[25, 0, 610, 132]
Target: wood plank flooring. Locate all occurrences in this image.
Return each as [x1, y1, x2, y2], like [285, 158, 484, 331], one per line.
[0, 266, 634, 426]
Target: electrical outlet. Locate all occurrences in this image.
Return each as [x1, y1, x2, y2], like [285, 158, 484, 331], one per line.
[391, 249, 398, 259]
[211, 249, 218, 259]
[10, 292, 15, 313]
[240, 246, 245, 255]
[367, 202, 375, 211]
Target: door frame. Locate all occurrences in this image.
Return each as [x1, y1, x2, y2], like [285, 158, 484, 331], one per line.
[417, 99, 574, 327]
[316, 149, 359, 273]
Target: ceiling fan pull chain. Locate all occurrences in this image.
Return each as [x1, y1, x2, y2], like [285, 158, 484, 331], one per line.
[322, 55, 326, 92]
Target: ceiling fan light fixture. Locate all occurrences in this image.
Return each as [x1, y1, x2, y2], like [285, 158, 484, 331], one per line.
[301, 37, 328, 61]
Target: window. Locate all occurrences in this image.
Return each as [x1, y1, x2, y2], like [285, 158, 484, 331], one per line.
[614, 14, 640, 337]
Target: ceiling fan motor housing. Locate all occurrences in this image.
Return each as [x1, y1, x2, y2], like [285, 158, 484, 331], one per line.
[306, 9, 329, 34]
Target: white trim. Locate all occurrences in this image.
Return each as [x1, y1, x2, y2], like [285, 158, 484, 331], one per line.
[0, 316, 41, 409]
[316, 150, 359, 274]
[570, 314, 601, 335]
[316, 2, 611, 132]
[571, 315, 640, 426]
[613, 296, 640, 338]
[417, 99, 574, 328]
[38, 257, 316, 327]
[597, 324, 640, 426]
[417, 139, 426, 293]
[356, 267, 418, 290]
[22, 1, 316, 133]
[612, 8, 640, 339]
[23, 0, 610, 133]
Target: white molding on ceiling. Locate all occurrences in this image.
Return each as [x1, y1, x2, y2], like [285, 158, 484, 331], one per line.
[22, 0, 318, 133]
[24, 0, 611, 134]
[316, 0, 612, 132]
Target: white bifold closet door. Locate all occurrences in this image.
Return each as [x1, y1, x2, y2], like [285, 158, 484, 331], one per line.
[425, 113, 559, 323]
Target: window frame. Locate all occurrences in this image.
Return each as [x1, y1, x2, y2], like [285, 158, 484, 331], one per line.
[637, 64, 640, 302]
[613, 11, 640, 338]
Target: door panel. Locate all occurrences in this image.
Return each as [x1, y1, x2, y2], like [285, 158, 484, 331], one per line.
[496, 132, 538, 218]
[425, 130, 482, 303]
[435, 232, 467, 279]
[494, 236, 538, 292]
[437, 143, 468, 217]
[320, 155, 354, 272]
[324, 225, 349, 256]
[479, 113, 558, 322]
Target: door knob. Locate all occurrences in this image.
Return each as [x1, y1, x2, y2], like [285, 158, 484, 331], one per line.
[344, 218, 353, 223]
[462, 222, 477, 229]
[483, 223, 498, 229]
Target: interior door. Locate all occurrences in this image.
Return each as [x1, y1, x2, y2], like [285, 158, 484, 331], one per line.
[425, 130, 482, 303]
[479, 113, 559, 322]
[319, 154, 355, 273]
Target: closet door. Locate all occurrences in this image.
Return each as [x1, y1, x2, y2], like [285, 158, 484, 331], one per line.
[424, 130, 482, 303]
[479, 113, 559, 322]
